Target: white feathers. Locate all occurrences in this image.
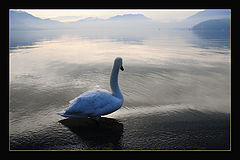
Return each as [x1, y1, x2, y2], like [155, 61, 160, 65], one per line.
[58, 57, 124, 120]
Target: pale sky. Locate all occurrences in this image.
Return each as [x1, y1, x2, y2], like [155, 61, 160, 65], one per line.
[17, 9, 204, 23]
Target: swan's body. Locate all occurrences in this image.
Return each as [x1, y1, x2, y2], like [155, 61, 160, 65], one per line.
[58, 57, 124, 120]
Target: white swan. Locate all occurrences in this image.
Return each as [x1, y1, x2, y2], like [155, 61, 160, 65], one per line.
[57, 57, 124, 120]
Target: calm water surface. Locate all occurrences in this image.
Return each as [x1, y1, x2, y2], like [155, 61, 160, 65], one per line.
[9, 28, 230, 150]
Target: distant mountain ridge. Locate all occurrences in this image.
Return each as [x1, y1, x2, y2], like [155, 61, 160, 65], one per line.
[192, 19, 230, 31]
[180, 10, 231, 28]
[68, 14, 151, 24]
[10, 10, 154, 30]
[187, 10, 230, 20]
[107, 14, 151, 21]
[10, 10, 41, 20]
[10, 10, 153, 30]
[73, 17, 104, 23]
[10, 10, 231, 30]
[190, 10, 230, 32]
[10, 10, 62, 30]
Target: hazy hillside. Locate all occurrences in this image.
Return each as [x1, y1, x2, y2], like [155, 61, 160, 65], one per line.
[149, 10, 231, 29]
[10, 10, 154, 30]
[72, 17, 104, 23]
[107, 14, 151, 21]
[187, 10, 230, 21]
[10, 10, 63, 30]
[179, 10, 231, 28]
[192, 19, 230, 31]
[10, 10, 231, 31]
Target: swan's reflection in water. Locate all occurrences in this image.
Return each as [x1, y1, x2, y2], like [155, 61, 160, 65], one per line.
[59, 117, 123, 150]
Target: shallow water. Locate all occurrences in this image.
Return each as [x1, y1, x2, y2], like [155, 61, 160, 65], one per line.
[9, 28, 230, 150]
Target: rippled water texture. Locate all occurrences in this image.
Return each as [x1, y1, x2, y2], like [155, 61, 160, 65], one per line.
[9, 28, 230, 150]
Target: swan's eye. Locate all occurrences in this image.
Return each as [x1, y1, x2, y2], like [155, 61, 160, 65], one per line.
[120, 66, 124, 71]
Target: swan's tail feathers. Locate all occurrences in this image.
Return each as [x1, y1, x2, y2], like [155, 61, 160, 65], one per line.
[57, 112, 85, 118]
[57, 112, 71, 118]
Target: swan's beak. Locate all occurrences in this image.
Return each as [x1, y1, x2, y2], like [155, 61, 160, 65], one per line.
[120, 66, 124, 71]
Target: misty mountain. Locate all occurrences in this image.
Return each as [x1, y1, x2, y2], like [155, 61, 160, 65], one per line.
[189, 11, 231, 42]
[10, 10, 155, 30]
[72, 14, 151, 22]
[107, 14, 151, 21]
[187, 10, 230, 21]
[180, 10, 231, 28]
[10, 10, 63, 30]
[192, 19, 230, 31]
[72, 17, 105, 23]
[69, 14, 152, 27]
[71, 14, 154, 30]
[10, 10, 231, 31]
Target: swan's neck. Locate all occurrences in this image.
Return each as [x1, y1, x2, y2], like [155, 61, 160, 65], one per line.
[110, 64, 123, 99]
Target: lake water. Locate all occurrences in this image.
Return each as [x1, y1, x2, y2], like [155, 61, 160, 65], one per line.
[9, 28, 231, 150]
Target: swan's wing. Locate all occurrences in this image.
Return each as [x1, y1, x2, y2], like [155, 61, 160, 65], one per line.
[65, 89, 117, 116]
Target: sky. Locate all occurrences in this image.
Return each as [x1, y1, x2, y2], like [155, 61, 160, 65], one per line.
[17, 9, 204, 23]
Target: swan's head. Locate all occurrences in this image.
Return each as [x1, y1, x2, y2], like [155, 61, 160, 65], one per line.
[115, 57, 124, 71]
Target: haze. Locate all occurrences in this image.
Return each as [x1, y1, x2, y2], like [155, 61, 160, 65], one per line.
[16, 9, 203, 22]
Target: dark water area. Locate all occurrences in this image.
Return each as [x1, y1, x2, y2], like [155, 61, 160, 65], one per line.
[9, 28, 230, 150]
[10, 110, 229, 150]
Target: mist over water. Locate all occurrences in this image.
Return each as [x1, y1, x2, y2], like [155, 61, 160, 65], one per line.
[9, 27, 230, 150]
